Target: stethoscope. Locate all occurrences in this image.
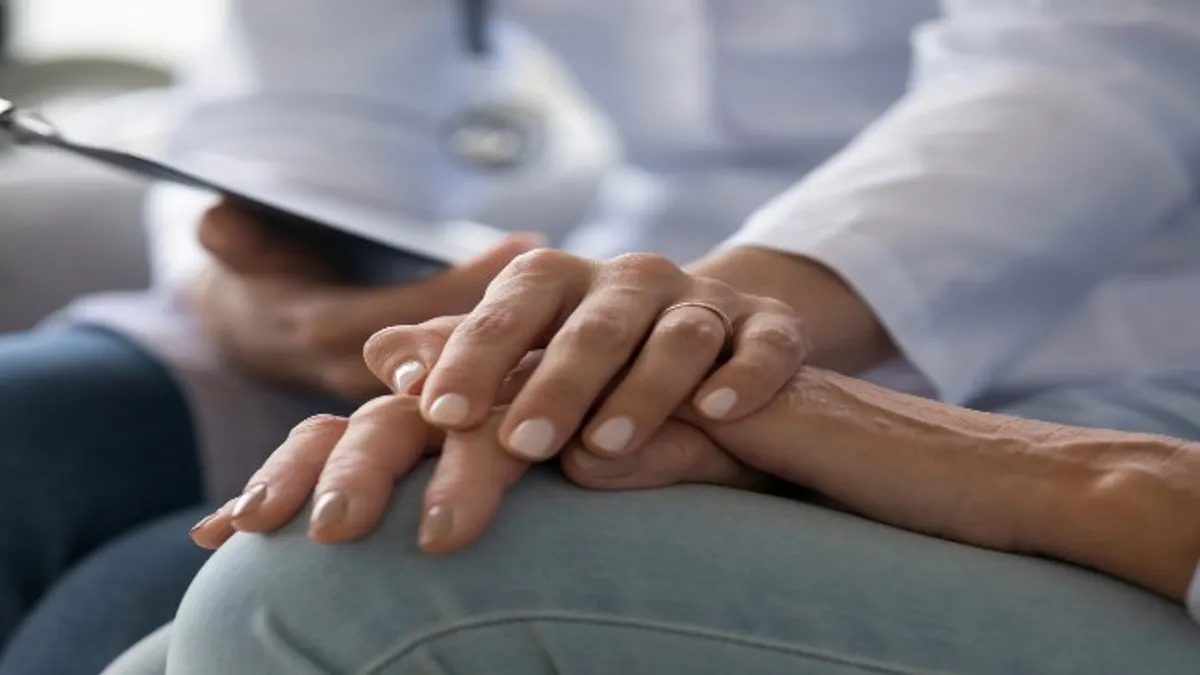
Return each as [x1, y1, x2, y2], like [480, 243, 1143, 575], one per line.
[440, 0, 544, 172]
[0, 0, 543, 175]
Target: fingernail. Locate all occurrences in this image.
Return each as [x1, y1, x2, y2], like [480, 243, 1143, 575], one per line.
[392, 360, 426, 394]
[507, 417, 557, 460]
[189, 513, 217, 535]
[590, 416, 635, 455]
[231, 484, 267, 520]
[310, 492, 348, 532]
[418, 504, 454, 550]
[428, 393, 470, 426]
[698, 388, 739, 419]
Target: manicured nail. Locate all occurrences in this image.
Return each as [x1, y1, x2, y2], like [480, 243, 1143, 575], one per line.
[392, 360, 426, 394]
[697, 388, 739, 419]
[189, 512, 217, 535]
[428, 393, 470, 426]
[507, 418, 557, 460]
[231, 484, 267, 520]
[590, 416, 635, 455]
[310, 492, 348, 532]
[418, 504, 454, 550]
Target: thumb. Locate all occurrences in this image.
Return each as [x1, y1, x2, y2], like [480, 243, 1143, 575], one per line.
[562, 421, 765, 491]
[199, 200, 332, 279]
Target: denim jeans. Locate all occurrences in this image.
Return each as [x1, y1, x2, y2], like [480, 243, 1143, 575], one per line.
[109, 373, 1200, 675]
[0, 327, 210, 675]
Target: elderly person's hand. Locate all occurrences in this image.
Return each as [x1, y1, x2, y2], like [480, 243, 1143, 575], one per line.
[373, 249, 809, 463]
[188, 199, 541, 399]
[569, 368, 1200, 605]
[193, 342, 1200, 606]
[189, 330, 767, 552]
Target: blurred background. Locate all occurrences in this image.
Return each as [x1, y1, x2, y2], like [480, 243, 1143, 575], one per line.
[3, 0, 225, 106]
[0, 0, 229, 331]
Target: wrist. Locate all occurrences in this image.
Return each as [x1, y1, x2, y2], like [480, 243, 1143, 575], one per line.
[1034, 436, 1200, 603]
[687, 246, 894, 373]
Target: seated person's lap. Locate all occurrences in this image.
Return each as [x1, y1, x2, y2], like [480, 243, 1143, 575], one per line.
[125, 374, 1200, 675]
[154, 461, 1200, 675]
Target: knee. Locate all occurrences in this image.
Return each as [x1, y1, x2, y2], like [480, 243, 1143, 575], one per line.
[167, 492, 428, 673]
[165, 466, 597, 673]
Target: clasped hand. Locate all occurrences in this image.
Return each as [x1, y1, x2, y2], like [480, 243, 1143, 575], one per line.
[191, 248, 808, 552]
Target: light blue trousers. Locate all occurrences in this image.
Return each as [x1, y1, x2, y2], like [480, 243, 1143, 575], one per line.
[108, 376, 1200, 674]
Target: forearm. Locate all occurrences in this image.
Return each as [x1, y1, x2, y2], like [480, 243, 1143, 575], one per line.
[782, 369, 1200, 603]
[687, 246, 895, 374]
[707, 368, 1200, 605]
[1041, 435, 1200, 603]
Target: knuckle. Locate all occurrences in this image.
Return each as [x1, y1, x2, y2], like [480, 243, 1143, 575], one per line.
[288, 414, 348, 442]
[608, 252, 680, 285]
[744, 319, 806, 357]
[560, 310, 634, 353]
[655, 312, 726, 349]
[754, 296, 795, 316]
[457, 307, 522, 343]
[507, 248, 576, 279]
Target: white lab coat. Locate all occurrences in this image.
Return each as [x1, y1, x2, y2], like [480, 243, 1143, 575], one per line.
[65, 1, 1200, 519]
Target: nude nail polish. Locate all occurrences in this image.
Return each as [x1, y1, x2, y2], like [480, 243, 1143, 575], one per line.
[231, 484, 267, 520]
[392, 360, 426, 394]
[428, 393, 470, 425]
[189, 513, 217, 535]
[507, 418, 557, 460]
[310, 492, 348, 532]
[418, 504, 454, 550]
[698, 388, 739, 419]
[590, 417, 635, 455]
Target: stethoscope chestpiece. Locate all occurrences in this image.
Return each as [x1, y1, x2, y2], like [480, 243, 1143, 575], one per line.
[440, 100, 544, 172]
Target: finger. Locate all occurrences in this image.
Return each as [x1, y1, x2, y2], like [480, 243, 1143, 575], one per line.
[315, 232, 547, 345]
[563, 420, 764, 491]
[362, 315, 464, 395]
[226, 415, 349, 534]
[417, 232, 549, 311]
[492, 260, 691, 458]
[580, 303, 729, 457]
[693, 309, 808, 422]
[189, 498, 239, 550]
[419, 248, 591, 430]
[199, 200, 326, 278]
[307, 396, 433, 543]
[417, 413, 531, 554]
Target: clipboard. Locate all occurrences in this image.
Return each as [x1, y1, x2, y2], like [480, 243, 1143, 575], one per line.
[0, 98, 509, 284]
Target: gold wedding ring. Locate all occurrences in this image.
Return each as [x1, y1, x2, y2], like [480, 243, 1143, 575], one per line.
[658, 301, 735, 349]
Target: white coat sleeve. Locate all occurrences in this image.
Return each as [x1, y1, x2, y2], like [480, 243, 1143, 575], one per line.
[725, 0, 1200, 403]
